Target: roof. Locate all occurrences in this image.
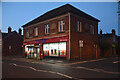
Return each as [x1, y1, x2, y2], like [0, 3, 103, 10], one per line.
[22, 4, 100, 28]
[2, 31, 23, 40]
[2, 33, 8, 39]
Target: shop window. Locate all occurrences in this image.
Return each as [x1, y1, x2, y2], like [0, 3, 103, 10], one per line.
[77, 21, 82, 32]
[58, 20, 65, 32]
[45, 24, 50, 34]
[43, 42, 66, 57]
[90, 25, 94, 34]
[34, 27, 38, 36]
[43, 44, 49, 56]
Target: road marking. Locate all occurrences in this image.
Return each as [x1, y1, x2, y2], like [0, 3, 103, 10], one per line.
[9, 63, 73, 79]
[113, 61, 120, 63]
[57, 72, 72, 79]
[72, 66, 120, 74]
[65, 58, 106, 66]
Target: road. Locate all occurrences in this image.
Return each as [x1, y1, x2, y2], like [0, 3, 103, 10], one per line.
[2, 56, 120, 80]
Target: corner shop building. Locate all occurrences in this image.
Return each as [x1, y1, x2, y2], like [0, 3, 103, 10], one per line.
[22, 4, 100, 60]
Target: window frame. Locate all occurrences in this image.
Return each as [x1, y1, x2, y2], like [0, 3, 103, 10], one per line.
[90, 24, 94, 34]
[77, 21, 82, 32]
[26, 29, 29, 38]
[34, 27, 38, 36]
[45, 24, 50, 34]
[58, 20, 65, 32]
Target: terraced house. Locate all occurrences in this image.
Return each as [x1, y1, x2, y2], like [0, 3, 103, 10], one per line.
[22, 4, 100, 60]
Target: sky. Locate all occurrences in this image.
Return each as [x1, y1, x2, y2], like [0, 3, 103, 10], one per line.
[1, 2, 119, 35]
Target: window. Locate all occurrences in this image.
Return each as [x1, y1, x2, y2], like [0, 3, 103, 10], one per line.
[26, 29, 29, 38]
[58, 20, 65, 32]
[90, 25, 94, 34]
[77, 21, 82, 32]
[34, 27, 38, 36]
[45, 24, 50, 34]
[43, 42, 66, 57]
[29, 29, 33, 36]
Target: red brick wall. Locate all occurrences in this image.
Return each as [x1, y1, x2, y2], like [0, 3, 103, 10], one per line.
[2, 32, 23, 56]
[23, 14, 70, 59]
[24, 14, 69, 41]
[70, 14, 99, 59]
[23, 13, 99, 60]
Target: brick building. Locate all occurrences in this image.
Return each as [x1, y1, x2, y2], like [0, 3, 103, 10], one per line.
[2, 27, 23, 56]
[99, 29, 120, 57]
[22, 4, 100, 60]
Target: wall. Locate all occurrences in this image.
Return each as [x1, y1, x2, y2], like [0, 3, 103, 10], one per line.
[2, 32, 23, 56]
[70, 13, 100, 59]
[23, 13, 70, 60]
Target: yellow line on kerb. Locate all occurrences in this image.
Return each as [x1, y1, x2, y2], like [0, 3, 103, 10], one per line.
[67, 58, 106, 65]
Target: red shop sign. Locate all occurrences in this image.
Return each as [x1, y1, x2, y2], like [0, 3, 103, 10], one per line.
[46, 36, 68, 43]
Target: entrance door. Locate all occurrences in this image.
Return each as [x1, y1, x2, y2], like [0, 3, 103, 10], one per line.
[34, 47, 40, 58]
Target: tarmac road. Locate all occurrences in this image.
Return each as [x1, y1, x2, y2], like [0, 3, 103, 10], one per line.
[2, 56, 120, 80]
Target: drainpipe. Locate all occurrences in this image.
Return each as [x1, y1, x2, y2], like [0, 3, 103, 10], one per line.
[68, 12, 71, 60]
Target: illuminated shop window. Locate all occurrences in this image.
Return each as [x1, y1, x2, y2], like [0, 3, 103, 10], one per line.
[49, 43, 59, 56]
[43, 44, 49, 56]
[43, 42, 66, 57]
[58, 42, 66, 57]
[58, 20, 65, 32]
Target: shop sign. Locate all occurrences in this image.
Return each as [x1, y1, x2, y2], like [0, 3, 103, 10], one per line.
[79, 40, 83, 47]
[46, 36, 68, 43]
[35, 39, 46, 44]
[23, 36, 68, 45]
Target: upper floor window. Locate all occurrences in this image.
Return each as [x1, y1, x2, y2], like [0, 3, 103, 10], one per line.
[26, 29, 29, 38]
[34, 27, 38, 36]
[90, 25, 94, 34]
[58, 20, 65, 32]
[45, 24, 50, 34]
[77, 21, 82, 32]
[29, 29, 33, 36]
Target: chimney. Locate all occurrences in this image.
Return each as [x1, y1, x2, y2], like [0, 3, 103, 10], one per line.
[8, 27, 11, 33]
[112, 29, 115, 35]
[100, 29, 102, 34]
[19, 28, 22, 35]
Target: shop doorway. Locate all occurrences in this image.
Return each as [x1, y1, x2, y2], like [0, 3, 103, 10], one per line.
[25, 44, 40, 59]
[34, 47, 40, 58]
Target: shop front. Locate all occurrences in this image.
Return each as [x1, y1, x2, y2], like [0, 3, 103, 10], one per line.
[23, 36, 68, 59]
[43, 42, 66, 57]
[25, 44, 41, 59]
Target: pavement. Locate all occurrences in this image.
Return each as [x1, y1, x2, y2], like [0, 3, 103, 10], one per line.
[2, 55, 120, 66]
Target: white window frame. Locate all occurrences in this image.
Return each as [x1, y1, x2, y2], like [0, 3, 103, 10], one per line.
[45, 24, 50, 34]
[90, 25, 94, 34]
[77, 21, 82, 32]
[34, 27, 38, 36]
[58, 20, 65, 32]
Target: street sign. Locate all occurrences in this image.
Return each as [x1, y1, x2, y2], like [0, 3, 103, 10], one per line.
[79, 40, 83, 47]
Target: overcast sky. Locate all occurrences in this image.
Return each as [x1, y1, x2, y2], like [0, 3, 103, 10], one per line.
[2, 2, 119, 35]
